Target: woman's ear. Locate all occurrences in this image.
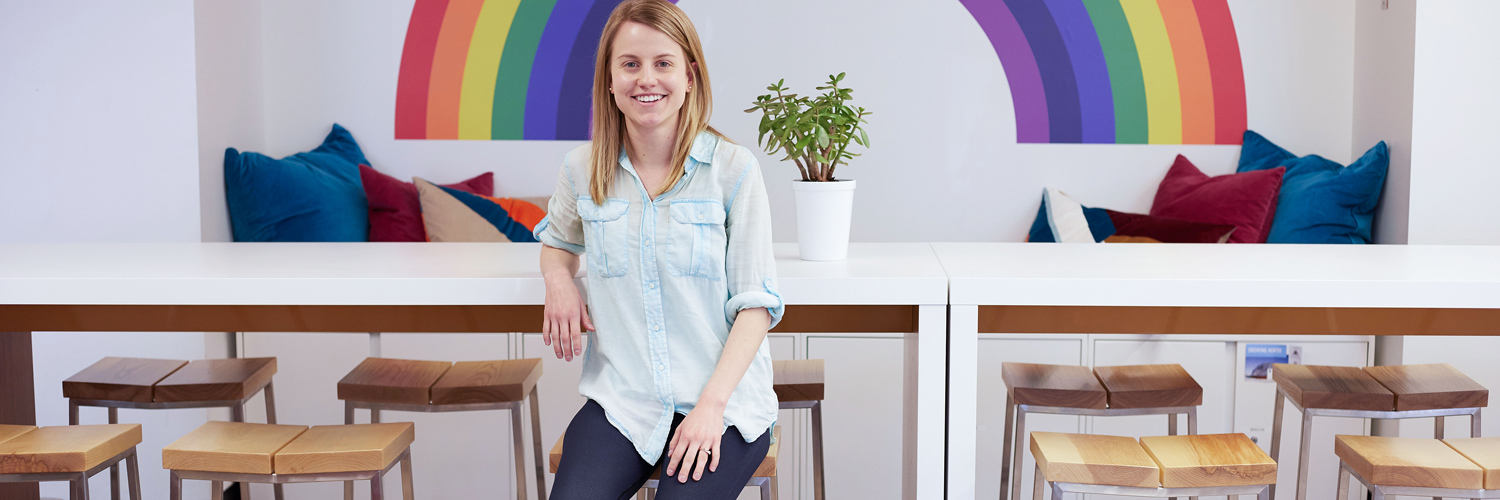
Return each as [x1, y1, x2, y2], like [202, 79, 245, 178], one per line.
[689, 61, 698, 89]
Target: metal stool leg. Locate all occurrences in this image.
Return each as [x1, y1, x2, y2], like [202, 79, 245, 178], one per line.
[1435, 416, 1446, 500]
[811, 400, 825, 500]
[1188, 407, 1198, 435]
[1336, 465, 1351, 500]
[511, 404, 526, 500]
[76, 471, 90, 500]
[1475, 408, 1484, 437]
[345, 401, 356, 500]
[126, 448, 141, 500]
[1268, 391, 1285, 500]
[1009, 406, 1028, 500]
[1168, 412, 1178, 436]
[170, 471, 183, 500]
[999, 394, 1015, 500]
[1031, 464, 1043, 500]
[1294, 410, 1312, 500]
[530, 386, 548, 500]
[69, 399, 80, 425]
[231, 404, 248, 498]
[401, 452, 415, 500]
[371, 473, 385, 500]
[109, 408, 120, 500]
[210, 480, 224, 500]
[267, 380, 283, 500]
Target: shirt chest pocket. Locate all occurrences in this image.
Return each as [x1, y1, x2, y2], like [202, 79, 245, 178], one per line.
[667, 200, 727, 281]
[578, 198, 631, 278]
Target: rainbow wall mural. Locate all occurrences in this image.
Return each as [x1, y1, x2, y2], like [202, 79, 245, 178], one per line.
[395, 0, 676, 141]
[960, 0, 1247, 145]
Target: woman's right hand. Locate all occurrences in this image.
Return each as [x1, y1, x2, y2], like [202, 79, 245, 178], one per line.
[543, 273, 594, 361]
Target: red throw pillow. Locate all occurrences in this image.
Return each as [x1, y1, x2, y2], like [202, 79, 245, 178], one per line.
[1105, 210, 1239, 244]
[1150, 155, 1284, 243]
[359, 165, 493, 242]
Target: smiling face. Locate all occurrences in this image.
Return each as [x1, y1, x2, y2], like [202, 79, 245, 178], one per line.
[610, 21, 694, 135]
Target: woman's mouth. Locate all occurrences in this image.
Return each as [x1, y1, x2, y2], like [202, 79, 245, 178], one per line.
[634, 94, 665, 104]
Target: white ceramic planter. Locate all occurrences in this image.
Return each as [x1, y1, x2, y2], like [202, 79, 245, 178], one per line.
[791, 179, 856, 261]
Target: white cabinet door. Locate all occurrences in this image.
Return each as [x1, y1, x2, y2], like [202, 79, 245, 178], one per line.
[1235, 341, 1370, 500]
[1090, 340, 1235, 500]
[807, 335, 905, 500]
[975, 335, 1086, 500]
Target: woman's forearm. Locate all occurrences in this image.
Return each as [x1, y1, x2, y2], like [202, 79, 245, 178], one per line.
[540, 244, 581, 283]
[697, 307, 771, 411]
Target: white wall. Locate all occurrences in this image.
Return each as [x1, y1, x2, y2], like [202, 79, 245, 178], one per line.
[0, 2, 212, 499]
[0, 1, 202, 243]
[1408, 0, 1500, 246]
[246, 0, 1360, 243]
[196, 0, 266, 243]
[1353, 0, 1415, 245]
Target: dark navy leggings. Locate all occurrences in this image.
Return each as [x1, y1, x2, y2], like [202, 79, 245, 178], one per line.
[551, 400, 771, 500]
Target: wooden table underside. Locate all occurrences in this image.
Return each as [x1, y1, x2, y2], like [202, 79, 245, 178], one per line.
[0, 303, 917, 500]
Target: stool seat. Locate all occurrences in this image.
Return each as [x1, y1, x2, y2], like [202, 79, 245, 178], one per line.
[1139, 434, 1276, 487]
[274, 423, 415, 475]
[1272, 364, 1394, 411]
[548, 426, 781, 477]
[0, 425, 35, 445]
[1029, 432, 1158, 488]
[163, 421, 309, 474]
[0, 424, 142, 474]
[338, 358, 452, 405]
[339, 358, 544, 405]
[63, 357, 187, 402]
[1094, 364, 1203, 409]
[431, 359, 543, 405]
[155, 358, 277, 402]
[773, 359, 824, 402]
[1364, 363, 1489, 411]
[1444, 437, 1500, 489]
[1001, 363, 1106, 409]
[1334, 435, 1482, 489]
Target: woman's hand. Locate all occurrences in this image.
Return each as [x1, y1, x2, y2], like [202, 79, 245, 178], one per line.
[542, 271, 593, 361]
[664, 403, 724, 482]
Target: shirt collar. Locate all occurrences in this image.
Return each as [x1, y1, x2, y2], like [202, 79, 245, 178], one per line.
[616, 131, 719, 174]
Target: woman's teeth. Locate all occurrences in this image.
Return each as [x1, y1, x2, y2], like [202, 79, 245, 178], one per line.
[635, 94, 664, 103]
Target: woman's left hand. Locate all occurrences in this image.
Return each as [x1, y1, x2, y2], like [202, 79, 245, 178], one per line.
[664, 404, 724, 482]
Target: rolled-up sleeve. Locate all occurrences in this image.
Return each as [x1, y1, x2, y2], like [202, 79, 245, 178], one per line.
[533, 163, 585, 255]
[722, 154, 784, 328]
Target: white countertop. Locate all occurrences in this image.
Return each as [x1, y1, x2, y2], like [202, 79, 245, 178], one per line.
[934, 242, 1500, 308]
[0, 242, 948, 306]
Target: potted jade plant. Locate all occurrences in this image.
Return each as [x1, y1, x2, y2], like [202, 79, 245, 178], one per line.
[745, 72, 871, 261]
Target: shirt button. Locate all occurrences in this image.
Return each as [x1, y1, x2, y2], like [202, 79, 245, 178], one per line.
[696, 213, 703, 220]
[657, 364, 665, 371]
[649, 282, 656, 289]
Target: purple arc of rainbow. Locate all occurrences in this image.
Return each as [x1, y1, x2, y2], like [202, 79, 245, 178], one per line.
[960, 0, 1246, 145]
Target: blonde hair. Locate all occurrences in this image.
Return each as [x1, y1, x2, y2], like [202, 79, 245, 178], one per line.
[589, 0, 723, 202]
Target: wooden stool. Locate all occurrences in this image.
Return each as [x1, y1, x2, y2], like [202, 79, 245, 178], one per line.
[0, 424, 143, 500]
[548, 425, 782, 500]
[773, 358, 824, 500]
[1271, 363, 1487, 500]
[338, 357, 544, 500]
[1334, 435, 1500, 499]
[1000, 363, 1203, 500]
[64, 356, 279, 499]
[165, 422, 415, 500]
[1030, 432, 1274, 499]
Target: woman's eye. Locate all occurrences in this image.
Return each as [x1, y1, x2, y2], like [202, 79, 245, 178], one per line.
[656, 61, 671, 68]
[624, 61, 638, 68]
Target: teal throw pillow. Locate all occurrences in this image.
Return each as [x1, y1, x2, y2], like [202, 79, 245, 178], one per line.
[1236, 130, 1388, 244]
[225, 124, 370, 242]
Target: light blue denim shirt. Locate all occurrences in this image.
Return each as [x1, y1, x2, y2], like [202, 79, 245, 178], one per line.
[533, 131, 784, 463]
